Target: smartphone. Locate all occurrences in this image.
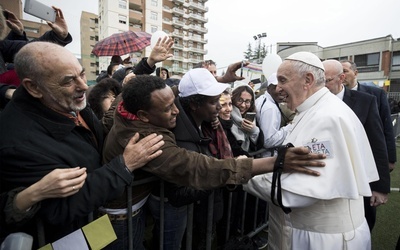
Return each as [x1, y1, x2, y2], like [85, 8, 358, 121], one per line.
[251, 78, 261, 84]
[245, 112, 256, 122]
[240, 60, 244, 77]
[24, 0, 56, 22]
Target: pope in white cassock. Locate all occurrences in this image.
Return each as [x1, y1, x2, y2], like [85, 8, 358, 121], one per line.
[243, 52, 379, 250]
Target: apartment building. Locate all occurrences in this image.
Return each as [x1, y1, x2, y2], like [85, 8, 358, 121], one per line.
[97, 0, 209, 76]
[80, 11, 99, 83]
[276, 35, 400, 92]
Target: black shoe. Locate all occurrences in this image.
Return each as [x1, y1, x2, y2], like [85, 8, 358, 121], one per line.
[252, 235, 268, 249]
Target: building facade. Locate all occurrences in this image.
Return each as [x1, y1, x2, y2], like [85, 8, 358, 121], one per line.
[96, 0, 209, 76]
[80, 11, 99, 83]
[276, 35, 400, 93]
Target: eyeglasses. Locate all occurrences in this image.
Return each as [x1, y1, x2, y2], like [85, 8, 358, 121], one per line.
[237, 98, 252, 105]
[325, 72, 343, 84]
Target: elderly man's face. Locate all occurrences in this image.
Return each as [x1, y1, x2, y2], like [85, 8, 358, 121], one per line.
[38, 51, 88, 113]
[276, 61, 308, 111]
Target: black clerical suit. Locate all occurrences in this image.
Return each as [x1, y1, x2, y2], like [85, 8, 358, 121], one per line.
[343, 88, 390, 231]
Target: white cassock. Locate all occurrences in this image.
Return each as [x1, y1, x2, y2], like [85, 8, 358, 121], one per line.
[244, 87, 379, 250]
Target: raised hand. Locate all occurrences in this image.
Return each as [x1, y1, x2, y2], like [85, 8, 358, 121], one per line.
[46, 6, 68, 39]
[216, 61, 249, 83]
[4, 9, 24, 36]
[147, 36, 174, 67]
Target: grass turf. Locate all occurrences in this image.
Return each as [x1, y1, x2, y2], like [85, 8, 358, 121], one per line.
[371, 143, 400, 250]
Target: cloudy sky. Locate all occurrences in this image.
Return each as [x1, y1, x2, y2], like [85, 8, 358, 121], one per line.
[22, 0, 400, 71]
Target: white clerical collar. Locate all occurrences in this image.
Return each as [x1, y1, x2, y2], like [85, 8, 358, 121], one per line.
[336, 85, 345, 100]
[351, 83, 358, 91]
[296, 87, 329, 113]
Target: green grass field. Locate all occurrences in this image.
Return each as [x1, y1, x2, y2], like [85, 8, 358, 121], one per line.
[371, 143, 400, 250]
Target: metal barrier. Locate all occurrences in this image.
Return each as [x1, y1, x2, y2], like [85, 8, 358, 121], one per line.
[391, 113, 400, 138]
[124, 177, 268, 250]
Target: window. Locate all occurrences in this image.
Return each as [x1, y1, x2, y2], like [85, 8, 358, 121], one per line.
[328, 56, 348, 61]
[354, 53, 380, 72]
[151, 0, 158, 6]
[151, 25, 158, 33]
[174, 50, 179, 56]
[118, 15, 127, 24]
[119, 0, 127, 9]
[25, 27, 39, 33]
[392, 51, 400, 71]
[151, 11, 158, 21]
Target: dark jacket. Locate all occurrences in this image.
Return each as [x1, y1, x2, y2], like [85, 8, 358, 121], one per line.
[111, 58, 156, 84]
[0, 87, 133, 246]
[173, 97, 224, 222]
[343, 88, 390, 193]
[357, 83, 397, 164]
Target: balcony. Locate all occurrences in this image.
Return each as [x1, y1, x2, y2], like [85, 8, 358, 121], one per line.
[186, 1, 208, 12]
[187, 13, 208, 23]
[129, 9, 142, 23]
[173, 43, 184, 50]
[171, 0, 185, 4]
[186, 35, 207, 44]
[162, 5, 172, 13]
[163, 18, 173, 25]
[171, 31, 184, 38]
[172, 55, 184, 62]
[170, 66, 186, 73]
[185, 58, 203, 64]
[187, 47, 207, 54]
[172, 7, 185, 16]
[129, 0, 142, 11]
[172, 19, 185, 28]
[187, 24, 208, 33]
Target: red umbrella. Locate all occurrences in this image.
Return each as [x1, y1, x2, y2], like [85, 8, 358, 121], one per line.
[91, 31, 151, 56]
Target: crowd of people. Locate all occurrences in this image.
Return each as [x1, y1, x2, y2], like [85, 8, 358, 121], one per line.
[0, 3, 398, 250]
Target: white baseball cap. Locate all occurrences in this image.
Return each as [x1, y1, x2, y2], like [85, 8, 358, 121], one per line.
[178, 68, 229, 97]
[285, 51, 325, 71]
[267, 73, 278, 86]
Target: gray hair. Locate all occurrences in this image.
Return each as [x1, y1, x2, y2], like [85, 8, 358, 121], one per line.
[290, 60, 325, 86]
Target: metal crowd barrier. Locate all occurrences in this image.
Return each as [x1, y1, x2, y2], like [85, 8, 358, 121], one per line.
[125, 177, 268, 250]
[35, 176, 269, 250]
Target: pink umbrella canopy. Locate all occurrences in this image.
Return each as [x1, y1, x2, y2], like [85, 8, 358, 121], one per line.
[91, 31, 151, 56]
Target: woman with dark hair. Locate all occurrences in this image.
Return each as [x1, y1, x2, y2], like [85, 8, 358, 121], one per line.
[87, 78, 122, 120]
[230, 84, 263, 155]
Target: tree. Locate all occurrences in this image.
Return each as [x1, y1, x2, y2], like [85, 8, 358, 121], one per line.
[244, 43, 253, 60]
[260, 43, 268, 59]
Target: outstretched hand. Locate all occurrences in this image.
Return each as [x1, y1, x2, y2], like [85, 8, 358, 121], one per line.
[283, 146, 325, 176]
[123, 133, 164, 172]
[147, 36, 174, 67]
[46, 6, 68, 39]
[216, 61, 249, 83]
[4, 9, 24, 36]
